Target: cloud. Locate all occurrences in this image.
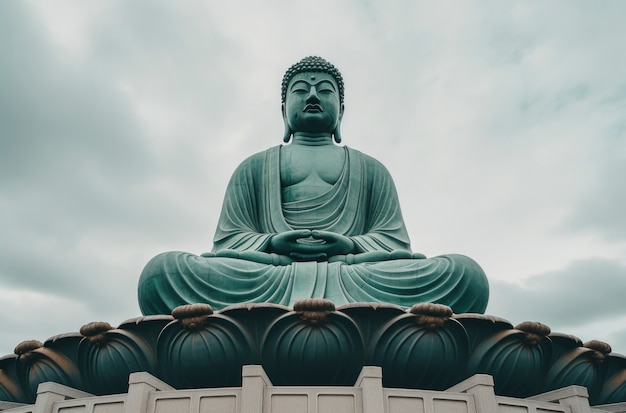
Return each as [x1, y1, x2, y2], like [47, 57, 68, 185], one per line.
[562, 152, 626, 242]
[0, 287, 108, 348]
[1, 0, 626, 363]
[487, 257, 626, 352]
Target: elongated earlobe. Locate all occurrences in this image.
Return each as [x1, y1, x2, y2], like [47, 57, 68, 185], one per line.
[283, 125, 292, 143]
[333, 125, 342, 144]
[333, 103, 344, 144]
[281, 103, 292, 143]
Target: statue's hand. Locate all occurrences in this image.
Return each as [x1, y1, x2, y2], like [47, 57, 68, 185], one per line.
[268, 229, 355, 261]
[268, 230, 313, 256]
[329, 251, 391, 264]
[328, 249, 415, 264]
[215, 249, 293, 265]
[310, 230, 356, 256]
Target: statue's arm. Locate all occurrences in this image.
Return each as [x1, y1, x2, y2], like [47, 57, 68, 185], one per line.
[212, 249, 293, 265]
[211, 153, 276, 253]
[350, 153, 412, 253]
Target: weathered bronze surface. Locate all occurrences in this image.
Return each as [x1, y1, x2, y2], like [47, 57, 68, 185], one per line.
[138, 56, 489, 315]
[5, 305, 626, 405]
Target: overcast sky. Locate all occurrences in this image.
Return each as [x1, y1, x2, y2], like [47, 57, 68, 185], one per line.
[1, 1, 626, 357]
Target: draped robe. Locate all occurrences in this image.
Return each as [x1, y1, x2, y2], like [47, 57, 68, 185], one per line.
[138, 146, 489, 315]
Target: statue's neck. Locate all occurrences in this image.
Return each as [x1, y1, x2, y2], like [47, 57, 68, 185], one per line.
[291, 132, 334, 146]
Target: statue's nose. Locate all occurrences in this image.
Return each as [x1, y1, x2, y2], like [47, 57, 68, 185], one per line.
[306, 86, 320, 104]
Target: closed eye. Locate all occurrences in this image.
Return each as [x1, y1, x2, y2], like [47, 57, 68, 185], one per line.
[290, 81, 309, 94]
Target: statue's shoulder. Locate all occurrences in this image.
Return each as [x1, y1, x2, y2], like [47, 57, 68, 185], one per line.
[233, 146, 280, 171]
[345, 146, 392, 174]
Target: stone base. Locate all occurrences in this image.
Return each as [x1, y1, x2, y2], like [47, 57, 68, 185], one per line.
[2, 366, 625, 413]
[4, 303, 626, 406]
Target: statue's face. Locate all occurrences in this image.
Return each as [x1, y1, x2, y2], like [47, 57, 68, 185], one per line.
[283, 72, 343, 135]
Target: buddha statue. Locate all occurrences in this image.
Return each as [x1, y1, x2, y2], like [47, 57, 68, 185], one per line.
[138, 56, 489, 315]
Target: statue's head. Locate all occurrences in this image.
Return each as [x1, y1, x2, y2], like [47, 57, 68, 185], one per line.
[281, 56, 344, 105]
[281, 56, 345, 143]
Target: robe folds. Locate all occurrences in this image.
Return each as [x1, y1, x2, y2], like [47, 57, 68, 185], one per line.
[138, 146, 489, 315]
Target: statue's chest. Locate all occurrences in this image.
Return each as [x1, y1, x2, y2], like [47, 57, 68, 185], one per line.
[279, 147, 345, 198]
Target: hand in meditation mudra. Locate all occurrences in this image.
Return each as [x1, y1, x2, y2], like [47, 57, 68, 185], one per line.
[138, 57, 489, 315]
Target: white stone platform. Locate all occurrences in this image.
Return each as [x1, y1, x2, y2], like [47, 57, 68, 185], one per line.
[1, 365, 625, 413]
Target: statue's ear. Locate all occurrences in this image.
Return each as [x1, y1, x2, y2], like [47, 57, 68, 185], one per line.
[333, 103, 345, 144]
[282, 103, 292, 143]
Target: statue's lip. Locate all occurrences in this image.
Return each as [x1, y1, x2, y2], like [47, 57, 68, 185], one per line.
[303, 104, 323, 112]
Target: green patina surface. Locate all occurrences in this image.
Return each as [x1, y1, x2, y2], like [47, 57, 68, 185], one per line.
[138, 56, 489, 315]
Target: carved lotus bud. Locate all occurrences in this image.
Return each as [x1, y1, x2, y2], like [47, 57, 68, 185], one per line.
[80, 322, 113, 346]
[410, 303, 453, 330]
[14, 341, 42, 363]
[545, 338, 613, 403]
[157, 312, 255, 388]
[585, 340, 612, 362]
[78, 321, 157, 395]
[294, 298, 335, 325]
[14, 339, 81, 402]
[172, 303, 214, 330]
[261, 302, 365, 385]
[468, 322, 552, 397]
[515, 321, 551, 346]
[369, 309, 469, 390]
